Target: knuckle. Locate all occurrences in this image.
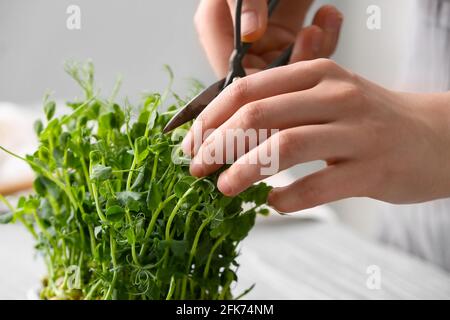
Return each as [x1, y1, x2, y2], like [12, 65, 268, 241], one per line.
[346, 69, 362, 85]
[313, 58, 337, 72]
[291, 60, 319, 78]
[277, 131, 300, 158]
[335, 83, 362, 105]
[227, 77, 249, 104]
[300, 177, 323, 207]
[239, 102, 265, 128]
[195, 113, 207, 130]
[193, 113, 213, 141]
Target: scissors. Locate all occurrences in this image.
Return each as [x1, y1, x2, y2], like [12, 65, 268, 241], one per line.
[163, 0, 293, 134]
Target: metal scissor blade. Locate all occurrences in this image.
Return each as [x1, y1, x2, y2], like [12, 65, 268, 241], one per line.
[163, 78, 225, 133]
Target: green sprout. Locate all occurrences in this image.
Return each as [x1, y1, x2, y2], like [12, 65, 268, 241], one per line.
[0, 61, 271, 300]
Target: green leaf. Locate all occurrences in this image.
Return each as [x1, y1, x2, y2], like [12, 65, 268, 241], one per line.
[135, 137, 149, 163]
[174, 181, 190, 198]
[0, 212, 13, 224]
[106, 205, 125, 222]
[258, 208, 270, 216]
[44, 101, 56, 121]
[112, 104, 125, 128]
[229, 212, 257, 241]
[33, 120, 44, 137]
[184, 189, 199, 206]
[239, 183, 272, 206]
[38, 146, 50, 163]
[90, 164, 112, 181]
[131, 166, 145, 190]
[210, 209, 224, 229]
[59, 132, 71, 149]
[94, 225, 103, 239]
[125, 228, 136, 244]
[160, 239, 188, 258]
[117, 191, 142, 212]
[89, 150, 102, 164]
[98, 112, 113, 134]
[33, 177, 47, 196]
[146, 181, 162, 210]
[82, 212, 97, 224]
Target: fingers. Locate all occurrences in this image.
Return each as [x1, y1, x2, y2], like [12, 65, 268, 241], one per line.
[250, 0, 314, 54]
[312, 5, 343, 58]
[208, 124, 352, 196]
[268, 162, 362, 213]
[195, 0, 234, 77]
[242, 54, 267, 71]
[189, 88, 341, 176]
[194, 1, 341, 77]
[182, 60, 333, 156]
[289, 5, 343, 63]
[290, 25, 324, 63]
[215, 87, 338, 131]
[226, 0, 268, 43]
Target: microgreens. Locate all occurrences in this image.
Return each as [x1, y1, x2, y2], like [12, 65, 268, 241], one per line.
[0, 61, 271, 300]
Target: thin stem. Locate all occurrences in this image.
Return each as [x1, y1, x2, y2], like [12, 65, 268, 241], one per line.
[203, 234, 227, 279]
[90, 181, 106, 222]
[0, 193, 15, 212]
[187, 217, 211, 270]
[126, 157, 137, 191]
[150, 153, 159, 181]
[219, 279, 232, 300]
[84, 279, 102, 300]
[165, 189, 194, 240]
[87, 225, 98, 260]
[105, 229, 118, 300]
[165, 276, 175, 300]
[139, 194, 176, 257]
[0, 194, 37, 238]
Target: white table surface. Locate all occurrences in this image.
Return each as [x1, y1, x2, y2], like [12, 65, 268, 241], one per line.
[1, 208, 449, 300]
[236, 214, 450, 299]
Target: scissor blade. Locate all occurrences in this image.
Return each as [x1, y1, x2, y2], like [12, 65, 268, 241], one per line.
[163, 78, 225, 133]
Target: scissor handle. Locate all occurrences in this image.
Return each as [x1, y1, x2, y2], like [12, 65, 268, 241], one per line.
[241, 0, 279, 56]
[225, 0, 281, 88]
[266, 44, 294, 70]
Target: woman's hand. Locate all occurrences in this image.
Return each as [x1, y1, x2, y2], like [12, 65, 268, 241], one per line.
[194, 0, 343, 77]
[182, 59, 450, 212]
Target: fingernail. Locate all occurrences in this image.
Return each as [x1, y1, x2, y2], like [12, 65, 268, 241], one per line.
[181, 131, 192, 155]
[218, 173, 232, 195]
[241, 11, 259, 37]
[324, 13, 343, 32]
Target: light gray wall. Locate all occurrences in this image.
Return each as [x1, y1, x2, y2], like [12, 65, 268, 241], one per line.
[0, 0, 215, 104]
[334, 0, 415, 88]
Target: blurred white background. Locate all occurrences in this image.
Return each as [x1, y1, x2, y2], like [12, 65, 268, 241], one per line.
[0, 0, 416, 235]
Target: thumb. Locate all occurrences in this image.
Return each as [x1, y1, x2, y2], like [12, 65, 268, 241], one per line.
[227, 0, 268, 43]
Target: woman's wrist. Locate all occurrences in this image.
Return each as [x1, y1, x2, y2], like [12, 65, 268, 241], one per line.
[406, 91, 450, 199]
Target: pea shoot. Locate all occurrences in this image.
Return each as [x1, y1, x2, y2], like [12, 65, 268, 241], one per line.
[0, 61, 271, 300]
